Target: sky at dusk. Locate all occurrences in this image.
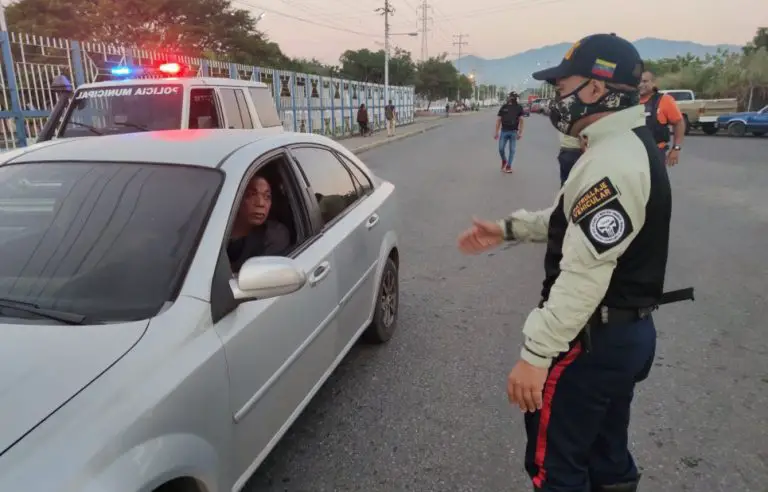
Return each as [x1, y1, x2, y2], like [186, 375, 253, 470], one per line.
[242, 0, 767, 65]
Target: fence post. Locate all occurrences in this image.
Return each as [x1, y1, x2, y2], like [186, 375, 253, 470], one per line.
[347, 82, 353, 136]
[290, 73, 297, 132]
[200, 60, 209, 77]
[229, 63, 238, 79]
[0, 31, 26, 147]
[329, 78, 336, 136]
[69, 40, 86, 86]
[272, 71, 284, 129]
[318, 76, 325, 135]
[306, 75, 312, 134]
[340, 81, 345, 136]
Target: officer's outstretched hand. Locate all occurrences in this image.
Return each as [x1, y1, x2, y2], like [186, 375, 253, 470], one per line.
[457, 217, 503, 254]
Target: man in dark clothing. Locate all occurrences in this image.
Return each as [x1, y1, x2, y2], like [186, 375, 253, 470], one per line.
[495, 91, 525, 173]
[227, 175, 291, 273]
[557, 134, 583, 186]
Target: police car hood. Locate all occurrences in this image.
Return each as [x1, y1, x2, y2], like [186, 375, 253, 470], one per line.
[0, 319, 147, 457]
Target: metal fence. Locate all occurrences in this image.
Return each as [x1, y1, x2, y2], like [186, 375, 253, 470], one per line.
[0, 31, 415, 149]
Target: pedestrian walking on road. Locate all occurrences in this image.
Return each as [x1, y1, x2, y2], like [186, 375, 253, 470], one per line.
[638, 71, 685, 166]
[495, 91, 525, 173]
[458, 33, 693, 492]
[385, 100, 397, 137]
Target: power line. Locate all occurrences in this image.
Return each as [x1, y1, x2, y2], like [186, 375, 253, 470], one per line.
[437, 0, 569, 21]
[453, 33, 468, 72]
[232, 0, 377, 37]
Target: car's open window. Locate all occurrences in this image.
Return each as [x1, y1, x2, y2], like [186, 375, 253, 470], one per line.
[222, 151, 313, 275]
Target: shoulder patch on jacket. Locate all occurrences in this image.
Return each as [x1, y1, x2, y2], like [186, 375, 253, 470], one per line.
[578, 200, 634, 254]
[570, 176, 619, 224]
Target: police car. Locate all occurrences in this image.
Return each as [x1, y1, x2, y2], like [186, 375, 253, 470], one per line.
[39, 62, 284, 143]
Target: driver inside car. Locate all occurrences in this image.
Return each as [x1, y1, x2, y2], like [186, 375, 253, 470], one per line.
[227, 175, 291, 273]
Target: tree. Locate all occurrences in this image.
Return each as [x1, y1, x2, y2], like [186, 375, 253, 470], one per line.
[744, 27, 768, 55]
[457, 74, 474, 99]
[338, 48, 416, 86]
[653, 28, 768, 110]
[414, 53, 459, 106]
[5, 0, 303, 71]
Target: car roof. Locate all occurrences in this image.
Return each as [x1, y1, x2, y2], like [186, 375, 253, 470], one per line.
[76, 77, 270, 90]
[0, 130, 327, 168]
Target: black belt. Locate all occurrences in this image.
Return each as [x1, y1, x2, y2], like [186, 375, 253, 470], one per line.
[590, 287, 695, 325]
[580, 287, 695, 352]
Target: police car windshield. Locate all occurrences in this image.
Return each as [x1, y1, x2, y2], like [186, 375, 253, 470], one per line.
[59, 84, 183, 138]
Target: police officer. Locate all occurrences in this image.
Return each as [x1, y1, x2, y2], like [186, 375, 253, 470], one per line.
[458, 33, 672, 492]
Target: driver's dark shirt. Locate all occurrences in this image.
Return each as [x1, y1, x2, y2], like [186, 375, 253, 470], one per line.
[227, 220, 291, 272]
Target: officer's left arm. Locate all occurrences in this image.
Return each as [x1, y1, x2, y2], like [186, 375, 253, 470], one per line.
[519, 174, 650, 368]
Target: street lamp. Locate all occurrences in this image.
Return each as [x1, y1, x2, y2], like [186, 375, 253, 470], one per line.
[255, 12, 266, 24]
[384, 31, 417, 104]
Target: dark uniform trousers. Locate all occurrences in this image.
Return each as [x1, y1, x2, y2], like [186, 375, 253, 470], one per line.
[523, 316, 657, 492]
[557, 148, 583, 186]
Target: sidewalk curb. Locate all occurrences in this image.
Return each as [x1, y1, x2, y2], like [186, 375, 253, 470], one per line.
[351, 123, 443, 155]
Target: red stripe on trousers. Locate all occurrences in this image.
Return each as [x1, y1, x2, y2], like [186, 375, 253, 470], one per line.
[531, 342, 583, 489]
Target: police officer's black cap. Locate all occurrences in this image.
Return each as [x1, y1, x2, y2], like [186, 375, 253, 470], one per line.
[532, 33, 644, 86]
[508, 91, 518, 98]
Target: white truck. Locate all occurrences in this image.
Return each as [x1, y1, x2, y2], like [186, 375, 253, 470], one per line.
[38, 63, 284, 143]
[659, 89, 739, 135]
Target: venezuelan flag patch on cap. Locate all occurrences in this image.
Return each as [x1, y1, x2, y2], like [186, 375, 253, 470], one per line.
[591, 58, 617, 78]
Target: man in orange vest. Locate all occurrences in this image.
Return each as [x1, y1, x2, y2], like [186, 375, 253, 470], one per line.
[638, 71, 685, 166]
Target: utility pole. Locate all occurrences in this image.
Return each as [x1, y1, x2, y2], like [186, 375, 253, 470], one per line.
[419, 0, 432, 62]
[376, 0, 395, 104]
[453, 34, 468, 102]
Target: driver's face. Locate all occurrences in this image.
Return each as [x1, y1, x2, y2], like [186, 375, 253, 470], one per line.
[239, 177, 272, 226]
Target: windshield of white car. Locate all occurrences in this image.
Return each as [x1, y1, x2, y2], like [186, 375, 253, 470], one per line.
[58, 84, 183, 138]
[0, 161, 222, 323]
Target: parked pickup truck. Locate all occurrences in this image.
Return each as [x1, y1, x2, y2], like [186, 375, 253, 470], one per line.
[35, 63, 284, 144]
[715, 105, 768, 137]
[660, 89, 738, 135]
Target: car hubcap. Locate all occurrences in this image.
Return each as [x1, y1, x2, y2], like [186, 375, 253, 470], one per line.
[380, 268, 397, 328]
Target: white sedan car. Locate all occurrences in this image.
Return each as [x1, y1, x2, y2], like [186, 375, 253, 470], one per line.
[0, 129, 400, 492]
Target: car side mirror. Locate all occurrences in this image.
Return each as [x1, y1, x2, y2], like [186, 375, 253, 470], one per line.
[229, 256, 307, 301]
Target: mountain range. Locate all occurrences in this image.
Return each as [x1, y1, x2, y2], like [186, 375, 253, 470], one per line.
[454, 38, 741, 87]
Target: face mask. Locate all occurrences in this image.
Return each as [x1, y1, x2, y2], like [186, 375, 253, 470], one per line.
[548, 80, 639, 135]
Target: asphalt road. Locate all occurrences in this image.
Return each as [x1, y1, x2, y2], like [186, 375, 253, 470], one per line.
[246, 112, 768, 492]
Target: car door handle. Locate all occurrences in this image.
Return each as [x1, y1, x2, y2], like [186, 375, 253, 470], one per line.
[366, 213, 380, 229]
[308, 261, 331, 286]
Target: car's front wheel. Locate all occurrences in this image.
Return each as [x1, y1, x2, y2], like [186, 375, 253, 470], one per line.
[728, 121, 747, 137]
[362, 256, 399, 344]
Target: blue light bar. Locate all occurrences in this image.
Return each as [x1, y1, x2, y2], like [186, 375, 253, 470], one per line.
[111, 66, 132, 76]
